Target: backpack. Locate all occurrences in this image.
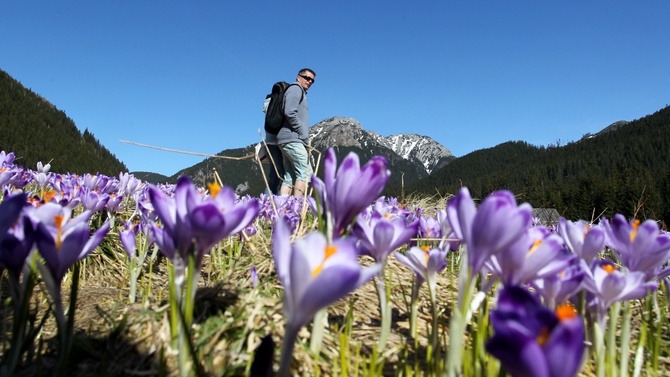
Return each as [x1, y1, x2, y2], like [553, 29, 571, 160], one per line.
[264, 82, 304, 135]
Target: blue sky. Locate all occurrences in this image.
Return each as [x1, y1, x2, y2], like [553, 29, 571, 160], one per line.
[2, 1, 669, 176]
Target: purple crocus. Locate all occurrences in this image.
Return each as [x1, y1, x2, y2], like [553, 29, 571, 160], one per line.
[487, 226, 573, 287]
[582, 259, 656, 325]
[353, 213, 418, 263]
[447, 187, 533, 275]
[486, 286, 586, 377]
[147, 176, 259, 269]
[601, 215, 670, 279]
[272, 218, 381, 376]
[394, 246, 448, 296]
[32, 203, 110, 285]
[311, 148, 390, 238]
[0, 192, 33, 279]
[531, 262, 586, 310]
[273, 218, 381, 331]
[558, 218, 606, 266]
[119, 220, 139, 259]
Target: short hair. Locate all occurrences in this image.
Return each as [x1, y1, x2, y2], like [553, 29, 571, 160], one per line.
[298, 68, 316, 77]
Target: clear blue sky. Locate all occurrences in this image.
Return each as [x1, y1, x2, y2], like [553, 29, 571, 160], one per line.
[2, 1, 669, 176]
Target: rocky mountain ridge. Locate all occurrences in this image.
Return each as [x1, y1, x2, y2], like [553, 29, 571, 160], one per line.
[309, 116, 453, 174]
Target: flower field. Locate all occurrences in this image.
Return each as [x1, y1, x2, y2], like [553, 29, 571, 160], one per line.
[0, 148, 669, 377]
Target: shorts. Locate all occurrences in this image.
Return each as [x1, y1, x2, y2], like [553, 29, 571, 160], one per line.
[279, 142, 312, 187]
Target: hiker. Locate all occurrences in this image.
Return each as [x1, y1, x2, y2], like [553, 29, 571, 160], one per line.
[277, 68, 315, 197]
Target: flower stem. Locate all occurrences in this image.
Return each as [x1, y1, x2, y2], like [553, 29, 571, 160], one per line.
[375, 272, 391, 352]
[278, 324, 299, 377]
[310, 308, 328, 355]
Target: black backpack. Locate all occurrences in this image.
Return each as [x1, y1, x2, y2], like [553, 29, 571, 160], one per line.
[264, 82, 304, 135]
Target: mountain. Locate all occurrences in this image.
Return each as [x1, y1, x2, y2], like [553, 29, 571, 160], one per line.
[309, 117, 454, 174]
[580, 120, 630, 140]
[0, 69, 127, 175]
[171, 116, 454, 195]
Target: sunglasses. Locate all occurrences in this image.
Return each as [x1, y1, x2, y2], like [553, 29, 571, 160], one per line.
[299, 75, 315, 83]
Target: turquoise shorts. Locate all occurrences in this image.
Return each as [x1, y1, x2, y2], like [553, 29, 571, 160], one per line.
[279, 142, 312, 187]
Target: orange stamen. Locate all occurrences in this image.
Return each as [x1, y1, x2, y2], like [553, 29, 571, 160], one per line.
[421, 245, 431, 264]
[311, 244, 338, 277]
[602, 264, 617, 274]
[54, 214, 64, 250]
[207, 182, 221, 199]
[629, 219, 640, 243]
[556, 303, 577, 321]
[42, 189, 57, 203]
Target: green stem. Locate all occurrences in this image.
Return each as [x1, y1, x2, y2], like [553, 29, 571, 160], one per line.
[607, 302, 621, 376]
[310, 309, 328, 355]
[278, 324, 300, 377]
[594, 320, 605, 377]
[619, 301, 631, 377]
[375, 272, 391, 352]
[56, 261, 81, 377]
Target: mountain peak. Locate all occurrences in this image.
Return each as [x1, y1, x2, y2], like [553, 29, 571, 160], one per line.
[309, 116, 453, 174]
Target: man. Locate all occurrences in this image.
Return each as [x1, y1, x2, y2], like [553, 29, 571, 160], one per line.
[277, 68, 315, 197]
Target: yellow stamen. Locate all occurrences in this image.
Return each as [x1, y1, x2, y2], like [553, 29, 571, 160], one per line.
[527, 239, 543, 256]
[311, 245, 338, 277]
[54, 215, 64, 250]
[556, 303, 577, 321]
[602, 264, 617, 274]
[629, 219, 640, 242]
[207, 182, 221, 199]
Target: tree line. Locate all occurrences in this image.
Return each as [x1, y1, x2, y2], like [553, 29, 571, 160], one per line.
[401, 105, 670, 226]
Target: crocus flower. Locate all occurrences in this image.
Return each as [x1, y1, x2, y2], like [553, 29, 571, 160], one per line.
[447, 187, 533, 275]
[80, 187, 110, 212]
[32, 203, 110, 285]
[486, 285, 586, 377]
[0, 192, 32, 278]
[487, 226, 573, 287]
[273, 218, 381, 331]
[394, 246, 448, 297]
[531, 262, 586, 310]
[119, 221, 139, 259]
[601, 214, 670, 278]
[558, 218, 606, 266]
[582, 259, 656, 325]
[353, 213, 418, 263]
[147, 176, 260, 269]
[273, 218, 381, 376]
[311, 148, 390, 238]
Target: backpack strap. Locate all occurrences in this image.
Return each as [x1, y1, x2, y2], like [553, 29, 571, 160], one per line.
[286, 83, 305, 104]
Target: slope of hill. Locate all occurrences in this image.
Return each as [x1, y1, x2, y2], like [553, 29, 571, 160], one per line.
[0, 69, 127, 175]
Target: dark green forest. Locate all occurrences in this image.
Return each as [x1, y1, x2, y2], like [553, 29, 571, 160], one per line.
[0, 69, 127, 175]
[401, 105, 670, 225]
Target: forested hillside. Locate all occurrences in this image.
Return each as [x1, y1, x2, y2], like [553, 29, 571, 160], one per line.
[0, 69, 127, 175]
[405, 105, 670, 224]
